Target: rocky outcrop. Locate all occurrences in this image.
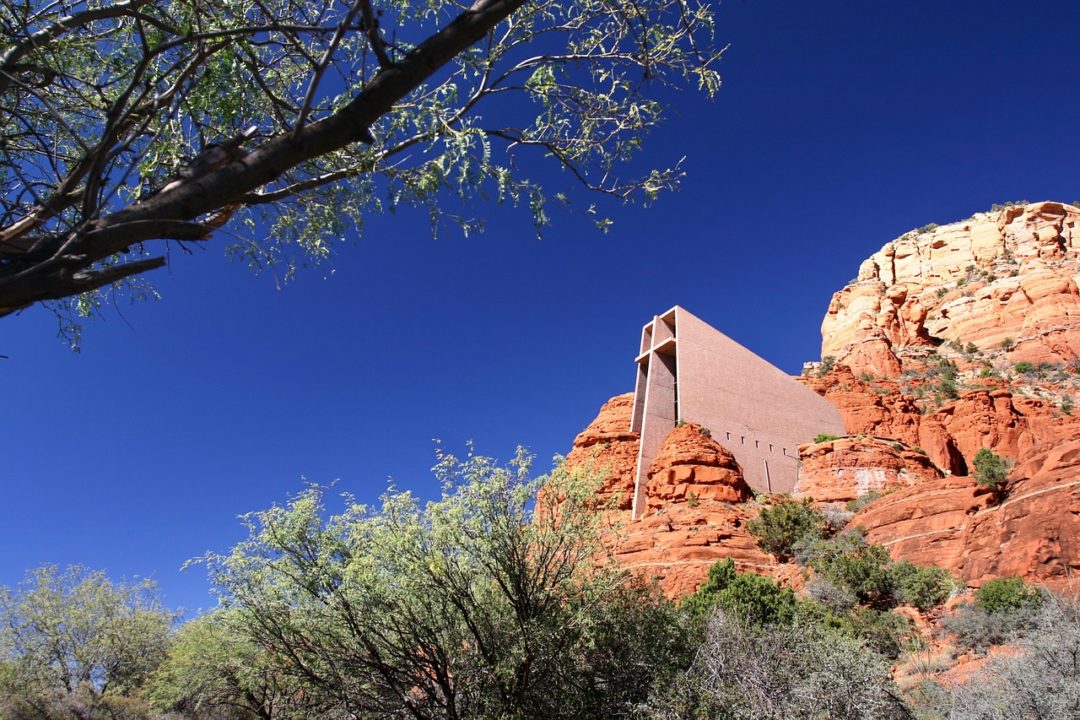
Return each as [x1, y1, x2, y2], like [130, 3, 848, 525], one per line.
[795, 436, 942, 504]
[801, 365, 1079, 472]
[645, 424, 752, 508]
[854, 440, 1080, 591]
[563, 393, 639, 510]
[563, 399, 774, 596]
[821, 202, 1080, 376]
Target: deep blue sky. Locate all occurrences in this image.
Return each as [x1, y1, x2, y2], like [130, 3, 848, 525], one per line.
[3, 0, 1079, 612]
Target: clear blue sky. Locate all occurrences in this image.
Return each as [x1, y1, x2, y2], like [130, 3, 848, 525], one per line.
[3, 0, 1078, 612]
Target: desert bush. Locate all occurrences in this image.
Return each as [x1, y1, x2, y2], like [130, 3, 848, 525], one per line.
[798, 532, 895, 608]
[747, 498, 825, 561]
[642, 610, 911, 720]
[823, 506, 853, 534]
[946, 595, 1080, 719]
[806, 577, 857, 613]
[818, 356, 837, 376]
[814, 433, 841, 443]
[891, 561, 955, 612]
[1014, 360, 1035, 374]
[846, 491, 884, 513]
[682, 558, 796, 629]
[974, 576, 1043, 614]
[972, 448, 1009, 492]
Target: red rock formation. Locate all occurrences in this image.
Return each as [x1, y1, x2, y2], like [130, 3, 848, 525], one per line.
[795, 437, 942, 504]
[645, 424, 752, 508]
[821, 202, 1080, 376]
[562, 393, 639, 510]
[854, 441, 1080, 590]
[562, 400, 774, 597]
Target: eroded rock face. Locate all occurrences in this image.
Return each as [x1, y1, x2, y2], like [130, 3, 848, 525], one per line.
[563, 393, 639, 510]
[646, 424, 752, 508]
[822, 202, 1080, 376]
[562, 398, 773, 596]
[854, 441, 1080, 591]
[801, 366, 1078, 472]
[795, 437, 942, 504]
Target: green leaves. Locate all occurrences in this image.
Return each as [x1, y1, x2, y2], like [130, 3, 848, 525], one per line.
[198, 448, 681, 718]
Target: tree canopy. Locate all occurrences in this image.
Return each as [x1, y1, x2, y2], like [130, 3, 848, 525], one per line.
[0, 0, 723, 338]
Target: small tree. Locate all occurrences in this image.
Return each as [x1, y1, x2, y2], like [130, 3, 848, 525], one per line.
[747, 498, 825, 561]
[0, 566, 175, 720]
[201, 449, 689, 719]
[972, 448, 1010, 495]
[682, 558, 797, 629]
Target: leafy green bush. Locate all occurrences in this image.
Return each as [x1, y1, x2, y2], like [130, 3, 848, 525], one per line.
[683, 558, 797, 629]
[972, 448, 1009, 491]
[1014, 360, 1035, 374]
[817, 355, 836, 376]
[891, 561, 954, 611]
[747, 498, 825, 561]
[798, 532, 895, 608]
[1001, 337, 1015, 351]
[813, 433, 840, 444]
[646, 610, 909, 720]
[846, 490, 884, 513]
[975, 576, 1043, 614]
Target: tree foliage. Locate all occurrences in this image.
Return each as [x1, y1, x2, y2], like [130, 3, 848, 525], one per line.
[681, 558, 796, 629]
[972, 448, 1009, 492]
[199, 448, 689, 719]
[0, 0, 724, 340]
[0, 565, 174, 720]
[747, 497, 825, 561]
[149, 608, 309, 719]
[643, 610, 911, 720]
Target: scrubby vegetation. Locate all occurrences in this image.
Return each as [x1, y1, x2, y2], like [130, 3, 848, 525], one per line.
[972, 447, 1010, 493]
[0, 458, 1071, 719]
[747, 498, 824, 560]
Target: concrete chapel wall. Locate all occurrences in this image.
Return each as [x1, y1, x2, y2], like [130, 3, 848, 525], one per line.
[630, 306, 846, 518]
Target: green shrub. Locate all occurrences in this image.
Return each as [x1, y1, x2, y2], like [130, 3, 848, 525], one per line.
[682, 558, 796, 628]
[818, 355, 836, 376]
[891, 561, 954, 611]
[747, 498, 825, 561]
[846, 490, 884, 513]
[799, 532, 895, 608]
[843, 607, 919, 659]
[942, 603, 1039, 651]
[975, 576, 1043, 614]
[1001, 337, 1015, 351]
[1062, 395, 1073, 415]
[1014, 360, 1035, 374]
[813, 433, 840, 444]
[937, 376, 959, 400]
[795, 602, 917, 659]
[972, 448, 1009, 491]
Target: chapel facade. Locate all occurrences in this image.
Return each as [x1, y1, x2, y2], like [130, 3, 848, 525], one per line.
[630, 306, 845, 518]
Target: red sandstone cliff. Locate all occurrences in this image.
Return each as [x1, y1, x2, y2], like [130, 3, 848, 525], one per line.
[561, 201, 1080, 598]
[820, 201, 1080, 376]
[563, 398, 779, 597]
